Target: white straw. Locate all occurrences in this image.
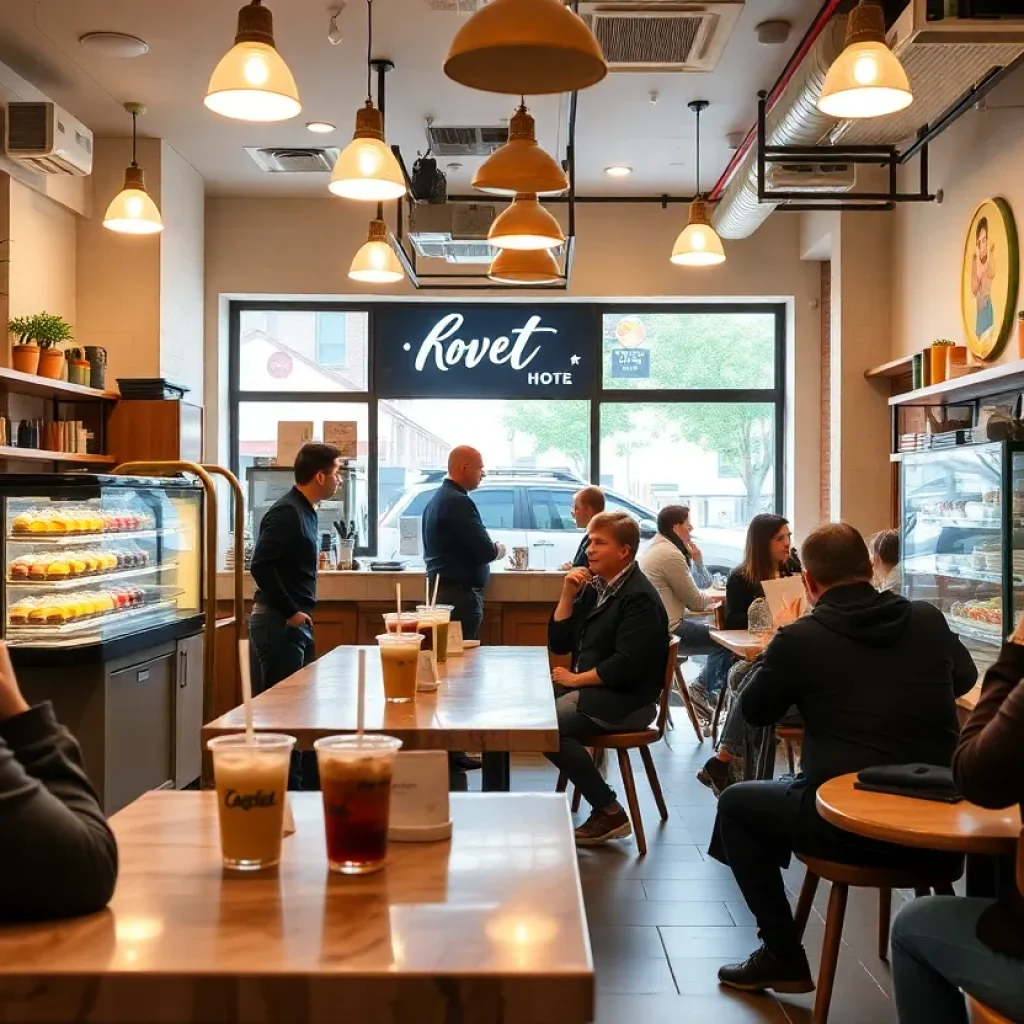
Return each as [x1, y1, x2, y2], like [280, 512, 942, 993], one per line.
[396, 582, 402, 624]
[425, 575, 430, 608]
[238, 640, 254, 745]
[431, 574, 440, 608]
[356, 648, 366, 745]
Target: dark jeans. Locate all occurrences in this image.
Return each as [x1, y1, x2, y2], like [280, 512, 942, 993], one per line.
[545, 686, 656, 813]
[432, 580, 484, 641]
[248, 605, 317, 791]
[710, 779, 960, 959]
[674, 618, 718, 656]
[704, 646, 735, 698]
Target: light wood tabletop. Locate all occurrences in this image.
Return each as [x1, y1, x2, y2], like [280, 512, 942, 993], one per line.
[956, 682, 982, 713]
[709, 628, 769, 661]
[0, 791, 594, 1024]
[816, 772, 1021, 855]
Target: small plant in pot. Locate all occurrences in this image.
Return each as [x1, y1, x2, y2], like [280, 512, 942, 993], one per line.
[8, 313, 75, 379]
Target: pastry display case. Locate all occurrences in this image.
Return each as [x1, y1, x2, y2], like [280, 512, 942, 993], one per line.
[901, 441, 1024, 674]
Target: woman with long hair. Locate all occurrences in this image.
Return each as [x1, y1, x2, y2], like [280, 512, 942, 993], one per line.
[724, 513, 798, 630]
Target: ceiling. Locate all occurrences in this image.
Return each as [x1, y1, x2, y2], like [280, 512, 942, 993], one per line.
[0, 0, 825, 197]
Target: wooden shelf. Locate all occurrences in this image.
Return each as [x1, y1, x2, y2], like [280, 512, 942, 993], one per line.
[0, 365, 119, 403]
[0, 445, 114, 465]
[889, 357, 1024, 407]
[865, 355, 914, 380]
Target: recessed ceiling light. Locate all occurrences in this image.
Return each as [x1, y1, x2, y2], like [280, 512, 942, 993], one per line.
[306, 121, 336, 133]
[604, 165, 632, 178]
[79, 32, 149, 59]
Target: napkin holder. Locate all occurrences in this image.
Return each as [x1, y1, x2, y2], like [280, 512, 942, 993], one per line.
[447, 620, 465, 657]
[388, 750, 452, 842]
[416, 646, 439, 692]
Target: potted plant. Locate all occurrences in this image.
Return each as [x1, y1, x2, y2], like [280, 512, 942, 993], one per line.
[8, 315, 40, 374]
[929, 338, 954, 385]
[8, 312, 75, 379]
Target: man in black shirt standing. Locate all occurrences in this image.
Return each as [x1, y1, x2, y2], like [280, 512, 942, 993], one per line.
[560, 486, 605, 570]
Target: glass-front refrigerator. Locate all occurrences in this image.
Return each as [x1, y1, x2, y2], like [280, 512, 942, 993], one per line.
[901, 441, 1024, 675]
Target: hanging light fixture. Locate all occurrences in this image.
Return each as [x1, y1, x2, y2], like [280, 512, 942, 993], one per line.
[473, 100, 568, 197]
[205, 1, 301, 122]
[488, 247, 563, 285]
[444, 0, 607, 96]
[670, 100, 725, 268]
[488, 194, 565, 251]
[817, 0, 912, 119]
[330, 0, 406, 201]
[349, 218, 405, 284]
[103, 103, 164, 235]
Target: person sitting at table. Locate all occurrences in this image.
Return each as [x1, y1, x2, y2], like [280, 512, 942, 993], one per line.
[889, 617, 1024, 1024]
[560, 486, 605, 569]
[871, 528, 901, 594]
[0, 642, 117, 922]
[710, 522, 976, 995]
[547, 511, 669, 846]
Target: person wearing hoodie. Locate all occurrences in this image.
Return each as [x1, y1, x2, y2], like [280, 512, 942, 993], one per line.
[711, 522, 977, 996]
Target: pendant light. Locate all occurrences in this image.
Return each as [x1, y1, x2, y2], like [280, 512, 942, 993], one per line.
[205, 1, 301, 122]
[670, 100, 725, 268]
[103, 104, 164, 235]
[329, 0, 406, 201]
[817, 0, 912, 119]
[488, 247, 563, 285]
[349, 217, 404, 284]
[488, 194, 564, 251]
[444, 0, 607, 96]
[473, 100, 568, 197]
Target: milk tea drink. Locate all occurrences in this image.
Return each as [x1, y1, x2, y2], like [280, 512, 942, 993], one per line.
[376, 632, 422, 702]
[415, 605, 453, 664]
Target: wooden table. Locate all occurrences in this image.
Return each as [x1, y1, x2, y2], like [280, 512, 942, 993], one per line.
[709, 628, 768, 661]
[203, 645, 559, 792]
[0, 792, 593, 1024]
[816, 772, 1020, 855]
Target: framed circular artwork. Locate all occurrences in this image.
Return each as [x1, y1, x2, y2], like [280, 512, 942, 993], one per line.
[960, 197, 1019, 361]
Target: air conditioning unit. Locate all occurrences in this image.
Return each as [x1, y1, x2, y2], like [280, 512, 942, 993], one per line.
[4, 101, 93, 175]
[408, 203, 498, 264]
[829, 0, 1024, 147]
[765, 162, 856, 193]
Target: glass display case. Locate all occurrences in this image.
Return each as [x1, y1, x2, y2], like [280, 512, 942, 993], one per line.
[0, 474, 203, 649]
[901, 441, 1024, 674]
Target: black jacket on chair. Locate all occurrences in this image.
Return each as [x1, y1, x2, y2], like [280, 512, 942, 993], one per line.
[548, 563, 669, 723]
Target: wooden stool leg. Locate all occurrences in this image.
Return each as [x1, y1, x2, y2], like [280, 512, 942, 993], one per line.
[674, 666, 705, 744]
[571, 786, 582, 813]
[814, 883, 849, 1024]
[555, 772, 568, 794]
[617, 749, 646, 856]
[877, 888, 892, 961]
[711, 686, 729, 747]
[785, 741, 796, 775]
[639, 745, 669, 821]
[793, 870, 820, 939]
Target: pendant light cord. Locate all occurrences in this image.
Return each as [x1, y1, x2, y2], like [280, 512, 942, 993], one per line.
[131, 109, 138, 168]
[694, 104, 701, 199]
[365, 0, 373, 102]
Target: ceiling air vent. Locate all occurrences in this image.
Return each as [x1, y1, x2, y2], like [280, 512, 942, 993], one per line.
[426, 125, 508, 157]
[244, 147, 340, 173]
[580, 2, 744, 72]
[426, 0, 489, 9]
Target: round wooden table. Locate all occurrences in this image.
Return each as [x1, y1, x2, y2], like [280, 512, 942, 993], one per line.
[816, 773, 1020, 855]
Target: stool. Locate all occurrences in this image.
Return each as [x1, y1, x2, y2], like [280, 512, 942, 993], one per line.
[672, 658, 705, 744]
[969, 996, 1016, 1024]
[775, 726, 804, 774]
[794, 854, 961, 1024]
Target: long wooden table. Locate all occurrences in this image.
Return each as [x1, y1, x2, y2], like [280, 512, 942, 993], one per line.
[203, 645, 559, 791]
[0, 792, 593, 1024]
[709, 628, 768, 661]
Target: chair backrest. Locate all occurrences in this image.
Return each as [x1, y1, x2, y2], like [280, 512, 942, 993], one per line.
[654, 636, 681, 740]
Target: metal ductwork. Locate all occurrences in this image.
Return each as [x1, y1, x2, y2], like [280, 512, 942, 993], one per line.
[712, 17, 845, 240]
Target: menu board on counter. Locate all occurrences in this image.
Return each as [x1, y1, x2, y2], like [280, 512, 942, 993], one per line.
[324, 421, 358, 459]
[276, 421, 313, 466]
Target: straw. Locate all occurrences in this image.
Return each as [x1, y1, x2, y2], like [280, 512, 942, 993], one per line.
[396, 582, 402, 624]
[356, 648, 366, 746]
[431, 573, 440, 608]
[425, 575, 430, 608]
[238, 639, 254, 745]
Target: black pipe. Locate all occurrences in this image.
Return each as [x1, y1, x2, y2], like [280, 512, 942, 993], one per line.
[443, 193, 697, 204]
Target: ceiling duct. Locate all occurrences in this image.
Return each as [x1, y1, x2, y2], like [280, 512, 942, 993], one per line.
[244, 147, 340, 173]
[408, 202, 498, 263]
[425, 0, 489, 10]
[425, 124, 507, 157]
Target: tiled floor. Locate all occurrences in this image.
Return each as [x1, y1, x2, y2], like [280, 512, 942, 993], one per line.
[504, 695, 917, 1024]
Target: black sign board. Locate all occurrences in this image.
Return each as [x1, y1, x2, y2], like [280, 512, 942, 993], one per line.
[610, 348, 650, 379]
[374, 305, 592, 398]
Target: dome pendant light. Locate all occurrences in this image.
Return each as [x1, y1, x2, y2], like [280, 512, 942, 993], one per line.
[444, 0, 607, 96]
[103, 103, 164, 235]
[488, 193, 565, 251]
[205, 1, 301, 122]
[488, 247, 563, 285]
[330, 0, 406, 201]
[671, 100, 725, 268]
[349, 218, 405, 284]
[473, 100, 568, 197]
[817, 0, 912, 119]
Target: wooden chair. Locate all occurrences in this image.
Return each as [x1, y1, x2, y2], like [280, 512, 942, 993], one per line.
[776, 726, 804, 775]
[672, 657, 705, 744]
[793, 854, 961, 1024]
[556, 637, 680, 856]
[968, 997, 1016, 1024]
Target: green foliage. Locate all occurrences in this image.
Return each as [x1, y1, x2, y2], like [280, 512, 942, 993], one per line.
[931, 338, 955, 347]
[7, 312, 75, 349]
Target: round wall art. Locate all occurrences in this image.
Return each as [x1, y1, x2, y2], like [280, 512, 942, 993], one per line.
[960, 197, 1019, 361]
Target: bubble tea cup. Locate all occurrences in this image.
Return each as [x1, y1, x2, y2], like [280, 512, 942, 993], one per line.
[377, 632, 423, 702]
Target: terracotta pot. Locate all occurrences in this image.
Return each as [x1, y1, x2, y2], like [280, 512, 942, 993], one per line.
[11, 344, 40, 375]
[929, 346, 948, 385]
[37, 348, 66, 379]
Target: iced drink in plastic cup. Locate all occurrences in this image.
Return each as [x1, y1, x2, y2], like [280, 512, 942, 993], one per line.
[315, 734, 403, 874]
[415, 604, 453, 664]
[207, 732, 296, 871]
[377, 632, 422, 702]
[382, 611, 421, 635]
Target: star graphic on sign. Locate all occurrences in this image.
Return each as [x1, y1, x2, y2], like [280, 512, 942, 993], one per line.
[570, 354, 581, 365]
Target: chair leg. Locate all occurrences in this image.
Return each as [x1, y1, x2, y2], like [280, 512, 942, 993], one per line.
[555, 772, 568, 794]
[571, 786, 582, 813]
[877, 887, 892, 961]
[913, 886, 930, 898]
[616, 749, 646, 856]
[711, 686, 729, 747]
[674, 666, 704, 744]
[639, 745, 669, 822]
[784, 740, 796, 775]
[814, 883, 849, 1024]
[934, 881, 955, 896]
[793, 870, 820, 940]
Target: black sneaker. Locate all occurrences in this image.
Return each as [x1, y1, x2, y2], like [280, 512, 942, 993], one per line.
[696, 755, 730, 795]
[718, 944, 815, 994]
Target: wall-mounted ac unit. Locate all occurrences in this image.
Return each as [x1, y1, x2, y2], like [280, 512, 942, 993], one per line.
[4, 101, 93, 175]
[408, 203, 498, 263]
[765, 162, 856, 193]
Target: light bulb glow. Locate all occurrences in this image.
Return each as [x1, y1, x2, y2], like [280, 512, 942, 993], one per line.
[329, 135, 406, 201]
[205, 40, 301, 122]
[103, 187, 163, 235]
[691, 229, 707, 251]
[817, 40, 912, 119]
[126, 195, 144, 219]
[356, 144, 383, 176]
[243, 52, 270, 86]
[348, 240, 404, 284]
[853, 52, 879, 85]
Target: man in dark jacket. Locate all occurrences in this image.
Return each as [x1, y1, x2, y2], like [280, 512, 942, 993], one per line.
[713, 522, 977, 995]
[560, 486, 605, 569]
[547, 511, 669, 846]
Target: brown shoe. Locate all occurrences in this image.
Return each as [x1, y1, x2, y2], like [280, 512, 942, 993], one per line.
[574, 803, 632, 846]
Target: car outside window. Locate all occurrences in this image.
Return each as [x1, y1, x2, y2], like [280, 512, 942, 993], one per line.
[471, 488, 516, 530]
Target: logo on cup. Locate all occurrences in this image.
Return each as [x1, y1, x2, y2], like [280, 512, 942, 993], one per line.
[224, 788, 278, 811]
